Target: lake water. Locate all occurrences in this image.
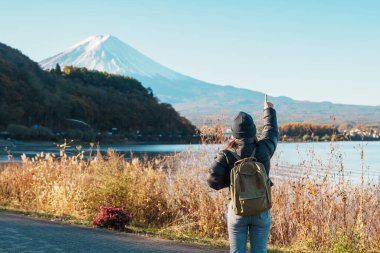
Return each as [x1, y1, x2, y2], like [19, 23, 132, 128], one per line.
[1, 141, 379, 182]
[273, 142, 380, 182]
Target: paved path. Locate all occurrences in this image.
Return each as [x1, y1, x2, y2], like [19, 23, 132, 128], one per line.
[0, 212, 228, 253]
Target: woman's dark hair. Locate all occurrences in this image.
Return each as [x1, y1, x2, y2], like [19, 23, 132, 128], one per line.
[226, 136, 258, 150]
[226, 138, 237, 149]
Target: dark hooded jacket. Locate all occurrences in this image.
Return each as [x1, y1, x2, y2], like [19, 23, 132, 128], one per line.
[207, 107, 279, 190]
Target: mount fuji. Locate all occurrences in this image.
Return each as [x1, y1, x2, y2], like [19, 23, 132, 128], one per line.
[40, 35, 380, 124]
[40, 35, 181, 80]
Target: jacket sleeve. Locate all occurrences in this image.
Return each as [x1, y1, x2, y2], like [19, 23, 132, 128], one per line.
[207, 150, 230, 190]
[259, 107, 279, 157]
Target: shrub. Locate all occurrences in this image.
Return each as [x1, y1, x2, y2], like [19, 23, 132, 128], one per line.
[30, 126, 53, 139]
[66, 129, 84, 139]
[92, 206, 131, 230]
[6, 124, 54, 140]
[302, 134, 311, 142]
[7, 124, 31, 139]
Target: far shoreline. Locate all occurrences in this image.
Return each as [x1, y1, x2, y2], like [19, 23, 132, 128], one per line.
[1, 138, 380, 147]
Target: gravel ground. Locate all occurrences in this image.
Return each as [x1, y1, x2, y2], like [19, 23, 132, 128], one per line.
[0, 211, 228, 253]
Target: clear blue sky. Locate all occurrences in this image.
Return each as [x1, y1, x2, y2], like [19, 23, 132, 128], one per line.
[1, 0, 379, 106]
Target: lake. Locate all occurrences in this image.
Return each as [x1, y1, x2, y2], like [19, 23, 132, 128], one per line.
[1, 141, 379, 182]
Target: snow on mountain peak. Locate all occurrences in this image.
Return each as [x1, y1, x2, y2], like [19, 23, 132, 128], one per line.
[40, 35, 181, 79]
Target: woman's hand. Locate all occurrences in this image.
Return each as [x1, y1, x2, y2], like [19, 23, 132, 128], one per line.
[264, 94, 274, 109]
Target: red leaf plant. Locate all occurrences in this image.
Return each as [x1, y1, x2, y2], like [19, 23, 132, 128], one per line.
[93, 206, 131, 230]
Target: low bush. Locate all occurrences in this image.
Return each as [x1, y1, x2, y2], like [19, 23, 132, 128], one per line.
[93, 206, 131, 230]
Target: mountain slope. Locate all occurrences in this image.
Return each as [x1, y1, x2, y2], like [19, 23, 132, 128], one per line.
[40, 35, 380, 125]
[40, 35, 223, 105]
[0, 42, 196, 139]
[40, 35, 181, 80]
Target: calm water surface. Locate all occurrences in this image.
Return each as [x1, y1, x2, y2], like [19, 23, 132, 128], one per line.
[1, 141, 379, 181]
[273, 142, 380, 181]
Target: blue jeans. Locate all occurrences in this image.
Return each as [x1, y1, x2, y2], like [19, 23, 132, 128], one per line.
[227, 202, 271, 253]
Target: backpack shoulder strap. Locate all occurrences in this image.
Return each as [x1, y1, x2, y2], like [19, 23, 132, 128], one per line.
[249, 142, 258, 161]
[250, 146, 257, 158]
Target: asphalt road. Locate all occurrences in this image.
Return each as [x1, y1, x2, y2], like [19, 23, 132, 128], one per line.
[0, 212, 228, 253]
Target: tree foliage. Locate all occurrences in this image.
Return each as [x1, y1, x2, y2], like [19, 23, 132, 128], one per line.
[0, 42, 196, 140]
[280, 122, 338, 137]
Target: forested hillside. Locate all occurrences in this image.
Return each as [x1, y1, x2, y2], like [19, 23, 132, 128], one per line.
[0, 42, 195, 141]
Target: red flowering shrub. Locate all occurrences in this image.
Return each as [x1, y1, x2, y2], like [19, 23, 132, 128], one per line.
[92, 206, 131, 230]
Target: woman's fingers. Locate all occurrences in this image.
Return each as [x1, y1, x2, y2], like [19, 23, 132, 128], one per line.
[264, 95, 274, 109]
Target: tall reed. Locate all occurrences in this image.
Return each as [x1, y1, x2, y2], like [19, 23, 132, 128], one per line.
[0, 140, 378, 252]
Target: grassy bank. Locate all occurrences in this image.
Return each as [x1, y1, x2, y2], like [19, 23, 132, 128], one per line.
[0, 143, 378, 252]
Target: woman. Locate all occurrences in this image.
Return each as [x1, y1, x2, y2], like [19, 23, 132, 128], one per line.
[207, 95, 279, 253]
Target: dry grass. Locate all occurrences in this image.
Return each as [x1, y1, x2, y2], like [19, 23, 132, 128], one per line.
[0, 140, 378, 253]
[270, 141, 380, 253]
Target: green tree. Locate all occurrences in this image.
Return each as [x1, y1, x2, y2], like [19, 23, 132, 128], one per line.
[55, 63, 62, 75]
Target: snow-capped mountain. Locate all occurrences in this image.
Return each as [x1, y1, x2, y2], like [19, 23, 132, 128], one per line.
[41, 35, 181, 80]
[40, 35, 265, 120]
[40, 35, 380, 124]
[40, 35, 226, 106]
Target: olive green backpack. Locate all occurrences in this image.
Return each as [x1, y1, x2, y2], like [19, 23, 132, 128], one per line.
[228, 148, 272, 216]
